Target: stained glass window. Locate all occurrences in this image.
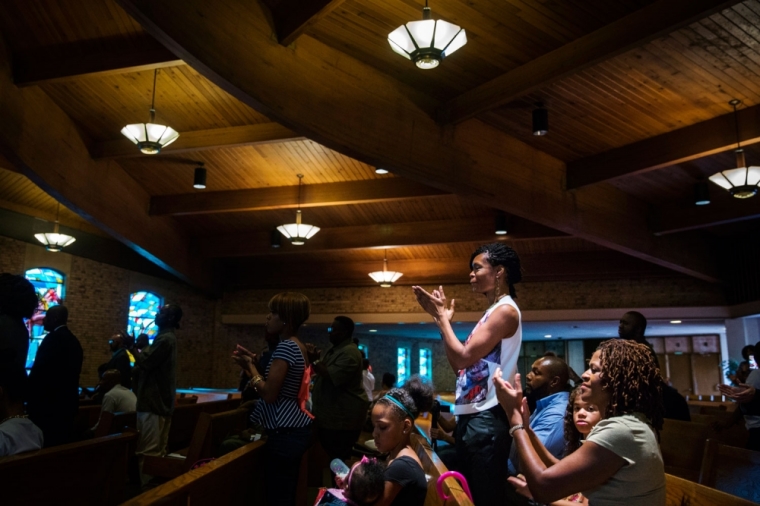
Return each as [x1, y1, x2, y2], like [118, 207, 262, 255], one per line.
[397, 347, 410, 386]
[358, 343, 368, 359]
[419, 348, 433, 382]
[24, 268, 65, 369]
[128, 291, 163, 344]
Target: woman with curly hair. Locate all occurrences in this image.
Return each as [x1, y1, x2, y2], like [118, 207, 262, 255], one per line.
[495, 339, 665, 506]
[370, 375, 434, 506]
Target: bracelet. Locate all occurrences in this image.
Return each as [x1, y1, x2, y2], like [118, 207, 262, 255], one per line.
[249, 375, 264, 388]
[509, 424, 525, 437]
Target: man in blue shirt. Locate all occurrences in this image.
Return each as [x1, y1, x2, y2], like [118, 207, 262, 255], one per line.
[508, 355, 570, 476]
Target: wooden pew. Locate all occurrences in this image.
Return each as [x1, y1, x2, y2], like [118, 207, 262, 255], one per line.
[145, 408, 249, 478]
[666, 473, 757, 506]
[122, 440, 267, 506]
[94, 410, 137, 438]
[660, 419, 710, 482]
[74, 404, 103, 436]
[698, 439, 760, 504]
[410, 433, 474, 506]
[0, 432, 138, 505]
[690, 413, 749, 449]
[166, 398, 241, 452]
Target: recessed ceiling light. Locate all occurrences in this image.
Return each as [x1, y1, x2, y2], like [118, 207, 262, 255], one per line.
[670, 320, 682, 324]
[375, 168, 389, 174]
[544, 334, 552, 338]
[369, 329, 377, 333]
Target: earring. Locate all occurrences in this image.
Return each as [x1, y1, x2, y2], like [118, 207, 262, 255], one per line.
[495, 278, 500, 299]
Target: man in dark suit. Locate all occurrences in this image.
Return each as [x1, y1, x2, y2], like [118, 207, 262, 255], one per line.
[27, 305, 83, 447]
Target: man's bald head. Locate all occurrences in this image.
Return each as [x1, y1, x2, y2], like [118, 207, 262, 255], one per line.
[526, 356, 570, 401]
[43, 305, 68, 332]
[100, 369, 122, 394]
[618, 311, 647, 342]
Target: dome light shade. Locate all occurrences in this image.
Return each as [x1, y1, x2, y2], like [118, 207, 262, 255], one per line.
[369, 254, 403, 288]
[121, 121, 179, 155]
[193, 165, 207, 189]
[694, 181, 710, 206]
[388, 3, 466, 69]
[35, 231, 76, 252]
[708, 100, 760, 199]
[277, 175, 320, 245]
[277, 210, 320, 246]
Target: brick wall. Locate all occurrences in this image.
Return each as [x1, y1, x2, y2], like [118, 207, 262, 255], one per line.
[0, 235, 217, 387]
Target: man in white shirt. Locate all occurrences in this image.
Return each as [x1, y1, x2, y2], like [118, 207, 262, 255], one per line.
[362, 359, 375, 402]
[0, 359, 43, 456]
[91, 369, 137, 433]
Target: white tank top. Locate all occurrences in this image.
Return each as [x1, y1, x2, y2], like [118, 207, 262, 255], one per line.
[454, 295, 522, 415]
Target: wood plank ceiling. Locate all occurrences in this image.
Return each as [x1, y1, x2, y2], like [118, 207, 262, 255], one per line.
[0, 0, 758, 290]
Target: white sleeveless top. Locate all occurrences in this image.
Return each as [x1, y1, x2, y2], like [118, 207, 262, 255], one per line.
[454, 295, 522, 415]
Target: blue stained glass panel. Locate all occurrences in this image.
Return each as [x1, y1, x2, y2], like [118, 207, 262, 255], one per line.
[358, 344, 368, 358]
[24, 268, 65, 369]
[397, 347, 410, 386]
[419, 348, 432, 382]
[128, 291, 163, 343]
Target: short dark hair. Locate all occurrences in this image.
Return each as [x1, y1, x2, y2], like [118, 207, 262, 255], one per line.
[382, 373, 396, 388]
[0, 273, 39, 320]
[334, 316, 355, 337]
[470, 243, 522, 298]
[268, 293, 310, 330]
[625, 311, 647, 334]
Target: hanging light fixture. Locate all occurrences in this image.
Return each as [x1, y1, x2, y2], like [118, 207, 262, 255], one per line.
[277, 174, 320, 245]
[708, 99, 760, 199]
[532, 103, 548, 136]
[270, 229, 282, 249]
[369, 251, 404, 288]
[375, 168, 389, 174]
[495, 213, 508, 235]
[35, 203, 76, 252]
[694, 181, 710, 206]
[388, 0, 467, 70]
[193, 163, 207, 189]
[121, 69, 180, 154]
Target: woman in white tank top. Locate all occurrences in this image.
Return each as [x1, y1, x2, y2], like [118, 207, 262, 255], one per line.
[413, 243, 523, 505]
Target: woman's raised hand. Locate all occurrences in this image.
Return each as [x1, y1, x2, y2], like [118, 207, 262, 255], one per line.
[493, 368, 524, 425]
[412, 285, 455, 322]
[235, 344, 257, 360]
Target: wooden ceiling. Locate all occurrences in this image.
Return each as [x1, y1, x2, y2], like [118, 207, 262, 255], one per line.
[0, 0, 759, 291]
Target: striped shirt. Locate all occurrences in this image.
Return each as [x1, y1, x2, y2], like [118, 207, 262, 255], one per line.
[250, 339, 312, 430]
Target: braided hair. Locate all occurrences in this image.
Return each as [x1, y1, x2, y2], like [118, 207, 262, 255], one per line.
[598, 339, 664, 432]
[376, 375, 434, 421]
[469, 243, 522, 298]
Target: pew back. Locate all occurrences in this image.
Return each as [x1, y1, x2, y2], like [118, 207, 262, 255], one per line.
[410, 433, 474, 506]
[698, 439, 760, 504]
[660, 419, 710, 481]
[0, 432, 138, 506]
[666, 473, 757, 506]
[94, 410, 137, 438]
[166, 398, 241, 452]
[122, 440, 266, 506]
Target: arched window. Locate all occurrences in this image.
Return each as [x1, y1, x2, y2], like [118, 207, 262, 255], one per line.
[419, 347, 433, 383]
[127, 291, 163, 344]
[24, 268, 65, 369]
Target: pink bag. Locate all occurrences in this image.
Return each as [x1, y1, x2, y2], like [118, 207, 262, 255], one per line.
[298, 364, 315, 420]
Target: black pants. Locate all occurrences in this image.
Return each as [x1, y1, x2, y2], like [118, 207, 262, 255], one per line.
[317, 427, 361, 462]
[748, 427, 760, 452]
[455, 406, 512, 505]
[264, 426, 312, 506]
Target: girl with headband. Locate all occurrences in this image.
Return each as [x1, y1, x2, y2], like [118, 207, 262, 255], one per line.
[371, 376, 434, 505]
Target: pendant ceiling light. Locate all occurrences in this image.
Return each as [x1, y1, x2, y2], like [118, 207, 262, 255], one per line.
[532, 103, 548, 136]
[369, 250, 404, 288]
[193, 163, 207, 189]
[388, 0, 467, 70]
[708, 99, 760, 199]
[35, 203, 76, 252]
[121, 69, 179, 155]
[277, 174, 320, 245]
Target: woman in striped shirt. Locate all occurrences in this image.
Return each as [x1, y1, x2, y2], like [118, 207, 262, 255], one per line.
[233, 292, 313, 506]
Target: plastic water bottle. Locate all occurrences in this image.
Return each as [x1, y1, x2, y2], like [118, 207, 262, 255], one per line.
[330, 458, 350, 480]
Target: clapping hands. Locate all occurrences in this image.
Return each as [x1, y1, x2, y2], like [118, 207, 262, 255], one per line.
[493, 368, 530, 427]
[412, 285, 456, 322]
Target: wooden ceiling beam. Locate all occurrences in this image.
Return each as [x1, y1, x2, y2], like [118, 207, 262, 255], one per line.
[13, 35, 182, 87]
[439, 0, 742, 124]
[91, 122, 302, 159]
[199, 218, 564, 257]
[150, 178, 448, 216]
[653, 199, 760, 236]
[0, 36, 211, 290]
[222, 251, 674, 289]
[566, 104, 760, 190]
[116, 0, 719, 282]
[268, 0, 348, 46]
